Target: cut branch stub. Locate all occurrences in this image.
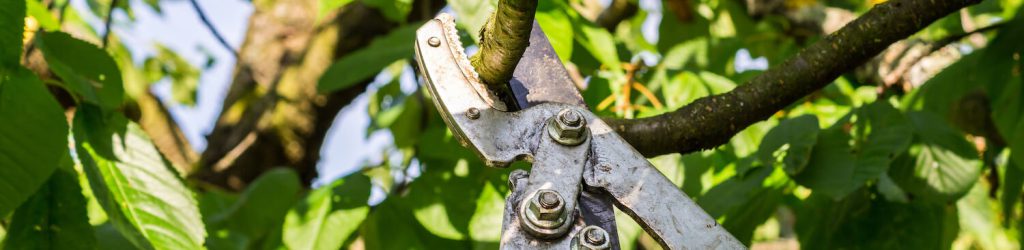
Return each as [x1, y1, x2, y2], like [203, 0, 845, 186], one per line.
[470, 0, 538, 106]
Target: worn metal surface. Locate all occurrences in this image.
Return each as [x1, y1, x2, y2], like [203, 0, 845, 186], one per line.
[509, 22, 586, 108]
[584, 118, 745, 249]
[416, 14, 744, 250]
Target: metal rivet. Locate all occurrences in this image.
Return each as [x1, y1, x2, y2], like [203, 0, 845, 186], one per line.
[428, 37, 441, 47]
[577, 226, 610, 250]
[466, 107, 481, 119]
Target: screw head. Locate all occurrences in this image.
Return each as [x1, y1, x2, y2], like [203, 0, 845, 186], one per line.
[577, 226, 610, 250]
[548, 109, 588, 146]
[427, 37, 441, 47]
[538, 191, 561, 209]
[466, 107, 481, 119]
[559, 110, 582, 126]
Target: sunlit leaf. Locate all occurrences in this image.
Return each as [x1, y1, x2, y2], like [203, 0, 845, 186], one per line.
[794, 101, 912, 199]
[362, 0, 412, 22]
[205, 168, 301, 246]
[283, 173, 371, 250]
[75, 120, 205, 249]
[317, 24, 418, 93]
[318, 0, 353, 21]
[143, 44, 200, 106]
[448, 0, 495, 41]
[890, 112, 982, 203]
[0, 67, 69, 216]
[758, 115, 819, 175]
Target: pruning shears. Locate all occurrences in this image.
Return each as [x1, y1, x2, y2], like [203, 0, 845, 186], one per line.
[413, 14, 745, 249]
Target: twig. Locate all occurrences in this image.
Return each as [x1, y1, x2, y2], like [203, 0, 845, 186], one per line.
[101, 0, 116, 48]
[188, 0, 238, 58]
[881, 21, 1004, 90]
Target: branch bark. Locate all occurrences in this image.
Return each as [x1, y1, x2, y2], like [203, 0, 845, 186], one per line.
[470, 0, 537, 105]
[606, 0, 983, 157]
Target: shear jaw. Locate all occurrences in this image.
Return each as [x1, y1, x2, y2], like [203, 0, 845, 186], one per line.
[414, 14, 532, 167]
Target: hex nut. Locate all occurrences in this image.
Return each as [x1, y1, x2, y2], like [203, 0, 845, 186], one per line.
[528, 189, 565, 223]
[548, 109, 588, 146]
[576, 226, 610, 250]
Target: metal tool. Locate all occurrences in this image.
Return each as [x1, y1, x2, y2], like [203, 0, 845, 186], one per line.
[413, 14, 745, 249]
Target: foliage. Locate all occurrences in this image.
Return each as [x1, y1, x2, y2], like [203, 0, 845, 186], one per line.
[2, 0, 1024, 249]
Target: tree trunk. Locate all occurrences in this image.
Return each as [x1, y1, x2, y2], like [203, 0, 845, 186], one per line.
[194, 0, 445, 191]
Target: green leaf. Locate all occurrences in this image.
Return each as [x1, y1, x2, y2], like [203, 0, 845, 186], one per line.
[3, 168, 96, 250]
[0, 0, 23, 68]
[535, 0, 572, 61]
[206, 168, 301, 243]
[75, 121, 205, 249]
[758, 115, 819, 175]
[467, 182, 504, 246]
[283, 173, 371, 250]
[317, 24, 418, 93]
[362, 0, 412, 22]
[318, 0, 353, 21]
[794, 102, 912, 199]
[26, 0, 59, 31]
[1002, 159, 1024, 226]
[0, 67, 69, 216]
[37, 31, 124, 111]
[796, 191, 959, 249]
[696, 167, 784, 244]
[361, 200, 426, 249]
[448, 0, 495, 41]
[143, 45, 199, 106]
[890, 112, 982, 203]
[574, 22, 620, 72]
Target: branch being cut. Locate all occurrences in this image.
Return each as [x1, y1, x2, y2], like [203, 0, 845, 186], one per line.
[606, 0, 983, 157]
[470, 0, 537, 103]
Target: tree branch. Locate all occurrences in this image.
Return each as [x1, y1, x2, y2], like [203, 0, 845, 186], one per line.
[188, 0, 238, 58]
[606, 0, 983, 157]
[101, 0, 116, 48]
[470, 0, 537, 105]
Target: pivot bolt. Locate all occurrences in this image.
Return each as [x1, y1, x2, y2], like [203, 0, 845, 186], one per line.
[548, 109, 588, 146]
[576, 226, 610, 250]
[427, 37, 441, 47]
[527, 189, 565, 222]
[521, 189, 567, 238]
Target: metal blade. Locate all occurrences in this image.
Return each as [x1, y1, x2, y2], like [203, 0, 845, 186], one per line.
[508, 22, 586, 109]
[508, 22, 619, 249]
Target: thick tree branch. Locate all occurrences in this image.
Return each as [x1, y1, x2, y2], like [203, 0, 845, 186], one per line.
[606, 0, 982, 157]
[470, 0, 537, 105]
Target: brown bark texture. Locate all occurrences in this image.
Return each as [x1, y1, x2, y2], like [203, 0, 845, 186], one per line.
[605, 0, 983, 157]
[194, 0, 444, 190]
